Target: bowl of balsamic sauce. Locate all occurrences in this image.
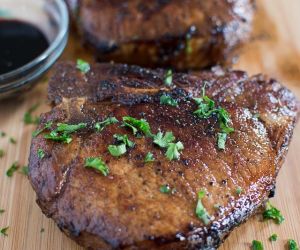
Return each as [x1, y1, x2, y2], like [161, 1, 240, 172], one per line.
[0, 0, 69, 99]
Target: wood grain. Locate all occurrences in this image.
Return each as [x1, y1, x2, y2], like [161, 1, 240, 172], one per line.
[0, 0, 300, 249]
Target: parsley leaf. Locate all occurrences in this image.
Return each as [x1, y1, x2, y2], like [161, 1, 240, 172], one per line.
[113, 134, 135, 148]
[263, 201, 284, 224]
[217, 133, 227, 150]
[84, 157, 109, 176]
[21, 166, 29, 176]
[193, 96, 216, 118]
[269, 234, 278, 242]
[0, 209, 4, 214]
[288, 239, 299, 250]
[185, 36, 192, 54]
[195, 190, 211, 225]
[95, 117, 118, 132]
[23, 103, 40, 125]
[37, 149, 45, 159]
[144, 152, 155, 163]
[252, 240, 264, 250]
[160, 185, 171, 194]
[108, 144, 127, 157]
[164, 69, 173, 86]
[193, 84, 234, 150]
[56, 123, 87, 133]
[218, 108, 234, 134]
[160, 94, 178, 107]
[236, 187, 242, 195]
[0, 149, 4, 158]
[108, 134, 135, 157]
[0, 227, 8, 237]
[6, 162, 19, 177]
[165, 141, 184, 161]
[32, 121, 53, 137]
[153, 131, 175, 148]
[0, 131, 6, 137]
[44, 131, 72, 143]
[44, 122, 87, 144]
[9, 137, 16, 144]
[76, 59, 90, 74]
[153, 131, 184, 160]
[122, 116, 152, 136]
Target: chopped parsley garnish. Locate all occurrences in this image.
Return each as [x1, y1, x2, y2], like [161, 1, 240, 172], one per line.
[108, 134, 135, 157]
[269, 233, 278, 242]
[263, 201, 284, 224]
[288, 239, 299, 250]
[95, 117, 118, 132]
[153, 131, 183, 160]
[0, 227, 8, 237]
[0, 131, 6, 137]
[32, 121, 53, 137]
[0, 209, 4, 214]
[252, 240, 264, 250]
[164, 69, 173, 86]
[9, 137, 16, 144]
[6, 162, 19, 177]
[217, 133, 227, 150]
[160, 185, 171, 194]
[23, 103, 40, 125]
[108, 144, 127, 157]
[21, 166, 29, 176]
[160, 94, 178, 107]
[144, 152, 155, 163]
[85, 157, 109, 176]
[165, 141, 184, 161]
[122, 116, 152, 136]
[0, 149, 4, 158]
[193, 84, 234, 150]
[113, 134, 135, 148]
[153, 131, 175, 148]
[76, 59, 90, 74]
[236, 187, 242, 195]
[44, 122, 87, 144]
[195, 190, 211, 225]
[193, 92, 216, 119]
[218, 108, 235, 134]
[56, 123, 87, 133]
[40, 228, 45, 233]
[185, 36, 192, 54]
[44, 130, 72, 143]
[37, 149, 45, 159]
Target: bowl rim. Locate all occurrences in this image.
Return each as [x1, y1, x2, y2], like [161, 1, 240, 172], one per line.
[0, 0, 69, 81]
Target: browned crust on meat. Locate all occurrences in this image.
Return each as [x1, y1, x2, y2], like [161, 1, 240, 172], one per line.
[29, 62, 299, 249]
[65, 0, 255, 70]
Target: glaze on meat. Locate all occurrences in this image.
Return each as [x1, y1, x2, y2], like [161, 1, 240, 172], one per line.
[28, 62, 299, 249]
[65, 0, 255, 70]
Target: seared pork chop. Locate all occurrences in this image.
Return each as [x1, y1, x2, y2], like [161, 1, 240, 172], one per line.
[65, 0, 255, 70]
[29, 62, 299, 249]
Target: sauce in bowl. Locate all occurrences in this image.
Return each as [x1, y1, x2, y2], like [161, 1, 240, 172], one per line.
[0, 20, 49, 75]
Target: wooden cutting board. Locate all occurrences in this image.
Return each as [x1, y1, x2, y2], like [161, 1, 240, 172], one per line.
[0, 0, 300, 249]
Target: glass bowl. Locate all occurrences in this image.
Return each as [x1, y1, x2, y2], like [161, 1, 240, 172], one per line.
[0, 0, 69, 99]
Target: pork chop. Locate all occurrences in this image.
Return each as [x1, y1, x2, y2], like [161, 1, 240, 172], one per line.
[65, 0, 255, 70]
[28, 62, 299, 249]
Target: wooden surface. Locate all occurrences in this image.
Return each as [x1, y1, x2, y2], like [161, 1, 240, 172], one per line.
[1, 0, 300, 249]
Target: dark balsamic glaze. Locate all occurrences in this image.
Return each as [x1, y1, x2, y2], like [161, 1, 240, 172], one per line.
[0, 20, 49, 75]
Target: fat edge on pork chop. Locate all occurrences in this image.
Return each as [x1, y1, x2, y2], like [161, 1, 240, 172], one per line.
[28, 62, 299, 249]
[65, 0, 255, 70]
